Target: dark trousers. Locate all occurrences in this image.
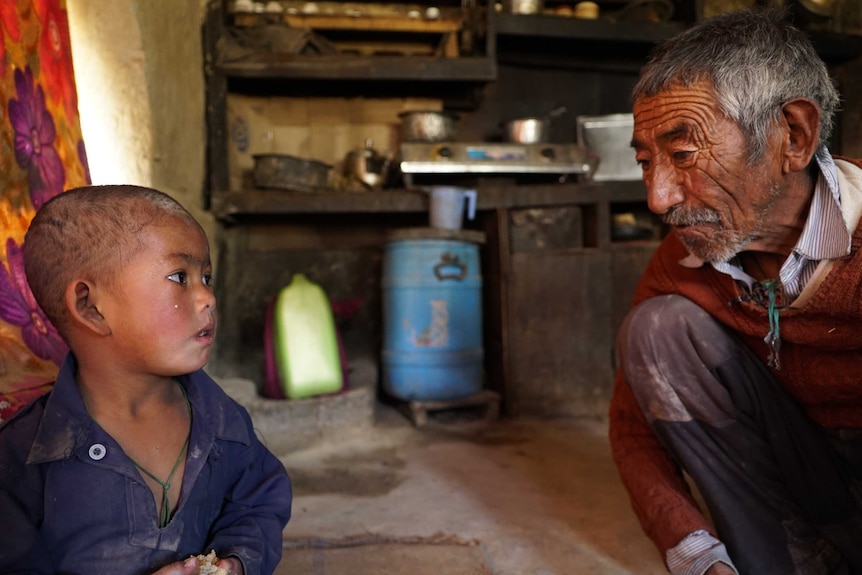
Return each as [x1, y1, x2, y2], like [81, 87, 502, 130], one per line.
[617, 295, 862, 575]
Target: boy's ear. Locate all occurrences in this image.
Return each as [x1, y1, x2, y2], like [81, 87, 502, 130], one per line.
[65, 280, 111, 336]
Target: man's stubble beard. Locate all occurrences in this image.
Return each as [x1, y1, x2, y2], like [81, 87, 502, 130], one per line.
[663, 182, 782, 264]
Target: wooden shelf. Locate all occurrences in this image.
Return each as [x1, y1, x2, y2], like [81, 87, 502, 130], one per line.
[210, 181, 646, 220]
[217, 55, 496, 81]
[212, 189, 424, 219]
[492, 13, 685, 44]
[237, 13, 464, 34]
[492, 14, 862, 64]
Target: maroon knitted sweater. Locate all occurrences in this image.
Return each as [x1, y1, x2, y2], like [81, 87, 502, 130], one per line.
[608, 159, 862, 557]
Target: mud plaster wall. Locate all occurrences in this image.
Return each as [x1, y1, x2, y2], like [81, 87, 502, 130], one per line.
[67, 0, 214, 248]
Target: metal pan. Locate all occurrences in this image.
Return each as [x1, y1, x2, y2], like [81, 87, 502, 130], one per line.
[253, 154, 332, 190]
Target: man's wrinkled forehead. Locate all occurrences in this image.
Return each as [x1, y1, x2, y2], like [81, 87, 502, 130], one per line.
[631, 84, 721, 145]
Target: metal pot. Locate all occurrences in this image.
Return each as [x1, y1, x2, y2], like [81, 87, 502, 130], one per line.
[505, 117, 550, 144]
[253, 154, 332, 190]
[398, 110, 459, 143]
[504, 106, 566, 144]
[343, 138, 392, 189]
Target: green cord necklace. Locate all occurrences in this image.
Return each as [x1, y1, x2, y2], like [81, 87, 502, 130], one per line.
[762, 279, 782, 370]
[128, 383, 192, 528]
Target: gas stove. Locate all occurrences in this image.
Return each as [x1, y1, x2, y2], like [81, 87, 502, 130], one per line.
[398, 142, 597, 177]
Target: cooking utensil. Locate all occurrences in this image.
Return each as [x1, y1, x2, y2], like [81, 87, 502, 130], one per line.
[576, 113, 640, 181]
[799, 0, 836, 17]
[253, 153, 331, 190]
[504, 0, 544, 14]
[612, 0, 674, 22]
[504, 106, 566, 144]
[399, 110, 459, 143]
[425, 186, 477, 230]
[343, 138, 392, 189]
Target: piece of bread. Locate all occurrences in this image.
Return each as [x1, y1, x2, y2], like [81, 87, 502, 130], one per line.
[192, 550, 229, 575]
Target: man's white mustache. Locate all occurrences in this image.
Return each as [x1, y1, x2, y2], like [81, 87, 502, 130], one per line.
[662, 207, 721, 226]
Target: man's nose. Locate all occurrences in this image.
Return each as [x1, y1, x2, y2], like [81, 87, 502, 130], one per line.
[645, 161, 685, 215]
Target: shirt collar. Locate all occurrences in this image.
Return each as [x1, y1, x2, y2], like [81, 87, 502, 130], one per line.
[794, 148, 851, 260]
[27, 355, 249, 465]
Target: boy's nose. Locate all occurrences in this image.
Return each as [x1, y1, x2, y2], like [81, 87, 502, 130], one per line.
[197, 285, 216, 311]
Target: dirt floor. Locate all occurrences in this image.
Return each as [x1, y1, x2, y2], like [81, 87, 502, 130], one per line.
[270, 405, 669, 575]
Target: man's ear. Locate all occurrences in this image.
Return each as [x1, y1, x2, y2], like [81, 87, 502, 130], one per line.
[780, 98, 822, 173]
[65, 280, 111, 336]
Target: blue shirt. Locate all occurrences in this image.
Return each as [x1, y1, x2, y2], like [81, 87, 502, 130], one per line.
[0, 355, 292, 575]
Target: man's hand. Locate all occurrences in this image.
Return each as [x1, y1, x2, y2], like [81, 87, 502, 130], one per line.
[706, 562, 736, 575]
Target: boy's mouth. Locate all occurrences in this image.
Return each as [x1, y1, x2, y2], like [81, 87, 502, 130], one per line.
[196, 323, 215, 338]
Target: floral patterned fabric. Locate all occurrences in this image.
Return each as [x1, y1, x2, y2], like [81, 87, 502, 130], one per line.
[0, 0, 89, 423]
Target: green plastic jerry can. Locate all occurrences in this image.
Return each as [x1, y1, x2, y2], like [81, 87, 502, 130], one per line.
[272, 273, 344, 399]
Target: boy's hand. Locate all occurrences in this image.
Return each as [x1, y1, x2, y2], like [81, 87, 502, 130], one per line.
[149, 557, 199, 575]
[216, 557, 243, 575]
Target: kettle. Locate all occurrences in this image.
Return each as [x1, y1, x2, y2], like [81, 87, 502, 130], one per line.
[343, 138, 392, 189]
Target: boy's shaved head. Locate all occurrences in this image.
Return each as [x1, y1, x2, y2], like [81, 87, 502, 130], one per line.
[23, 185, 199, 338]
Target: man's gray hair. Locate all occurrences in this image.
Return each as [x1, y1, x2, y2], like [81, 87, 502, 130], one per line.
[632, 8, 840, 163]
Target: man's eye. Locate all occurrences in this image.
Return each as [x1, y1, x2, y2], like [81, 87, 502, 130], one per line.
[672, 150, 695, 163]
[167, 271, 187, 285]
[203, 273, 214, 287]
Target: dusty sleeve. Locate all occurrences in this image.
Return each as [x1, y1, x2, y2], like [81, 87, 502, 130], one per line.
[205, 413, 293, 575]
[608, 370, 714, 555]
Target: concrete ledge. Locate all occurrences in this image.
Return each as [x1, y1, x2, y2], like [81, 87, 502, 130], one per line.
[215, 357, 378, 452]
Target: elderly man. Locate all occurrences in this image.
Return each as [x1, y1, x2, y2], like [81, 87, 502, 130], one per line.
[609, 8, 862, 575]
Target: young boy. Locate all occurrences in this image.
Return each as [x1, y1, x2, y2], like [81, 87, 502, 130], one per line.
[0, 185, 292, 574]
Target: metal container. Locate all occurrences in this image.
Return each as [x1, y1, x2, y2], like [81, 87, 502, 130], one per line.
[503, 107, 565, 144]
[504, 0, 544, 14]
[253, 153, 331, 190]
[398, 110, 459, 143]
[382, 230, 484, 401]
[576, 113, 641, 181]
[504, 117, 550, 144]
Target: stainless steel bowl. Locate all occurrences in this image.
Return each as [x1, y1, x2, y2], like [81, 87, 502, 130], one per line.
[398, 110, 459, 143]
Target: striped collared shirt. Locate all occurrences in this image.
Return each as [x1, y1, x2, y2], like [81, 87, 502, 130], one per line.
[689, 147, 851, 302]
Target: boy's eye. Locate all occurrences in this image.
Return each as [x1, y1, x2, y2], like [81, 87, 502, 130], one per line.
[203, 273, 214, 287]
[167, 271, 188, 285]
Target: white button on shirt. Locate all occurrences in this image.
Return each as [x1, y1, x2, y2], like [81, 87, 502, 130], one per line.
[88, 443, 106, 461]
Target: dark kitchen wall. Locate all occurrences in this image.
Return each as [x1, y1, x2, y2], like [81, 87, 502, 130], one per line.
[458, 64, 639, 143]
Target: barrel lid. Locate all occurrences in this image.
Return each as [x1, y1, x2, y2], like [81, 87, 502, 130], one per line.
[385, 227, 486, 244]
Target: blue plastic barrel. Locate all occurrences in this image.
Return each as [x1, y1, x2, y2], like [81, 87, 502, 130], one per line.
[382, 229, 485, 401]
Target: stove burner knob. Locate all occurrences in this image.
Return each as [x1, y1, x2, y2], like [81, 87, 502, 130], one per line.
[540, 147, 556, 160]
[436, 146, 453, 159]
